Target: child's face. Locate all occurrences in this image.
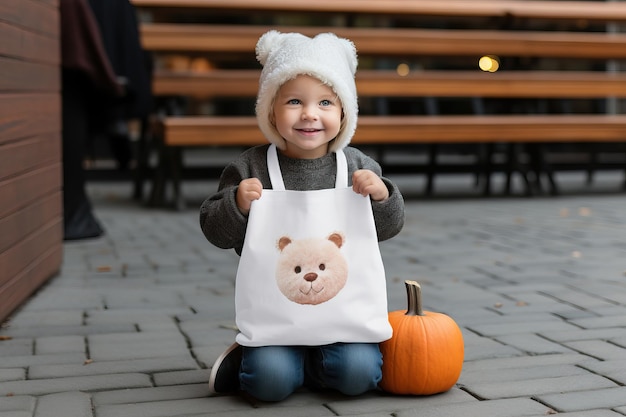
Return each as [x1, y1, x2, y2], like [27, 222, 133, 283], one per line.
[272, 75, 342, 159]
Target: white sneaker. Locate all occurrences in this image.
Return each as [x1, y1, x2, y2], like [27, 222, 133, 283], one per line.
[208, 342, 242, 394]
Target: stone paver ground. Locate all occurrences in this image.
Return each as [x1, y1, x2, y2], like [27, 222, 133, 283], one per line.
[1, 171, 626, 416]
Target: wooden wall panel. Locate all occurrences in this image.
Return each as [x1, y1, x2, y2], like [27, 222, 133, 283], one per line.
[0, 94, 60, 145]
[0, 0, 62, 322]
[0, 23, 60, 65]
[0, 58, 59, 92]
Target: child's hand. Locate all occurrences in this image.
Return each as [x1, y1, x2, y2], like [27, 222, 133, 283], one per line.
[236, 178, 263, 215]
[352, 169, 389, 202]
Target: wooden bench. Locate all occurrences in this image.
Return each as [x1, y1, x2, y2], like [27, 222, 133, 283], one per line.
[141, 24, 626, 60]
[153, 69, 626, 99]
[132, 0, 626, 22]
[132, 1, 626, 206]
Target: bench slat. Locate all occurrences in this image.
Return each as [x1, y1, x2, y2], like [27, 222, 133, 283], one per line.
[161, 115, 626, 146]
[153, 70, 626, 98]
[141, 24, 626, 59]
[132, 0, 626, 22]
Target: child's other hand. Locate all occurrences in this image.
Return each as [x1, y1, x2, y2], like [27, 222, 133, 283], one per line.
[352, 170, 389, 202]
[236, 178, 263, 215]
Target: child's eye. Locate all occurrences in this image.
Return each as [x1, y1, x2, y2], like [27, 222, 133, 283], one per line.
[320, 99, 332, 106]
[287, 99, 301, 105]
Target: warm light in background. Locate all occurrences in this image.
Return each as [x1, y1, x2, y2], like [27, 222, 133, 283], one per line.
[479, 55, 500, 72]
[396, 63, 410, 76]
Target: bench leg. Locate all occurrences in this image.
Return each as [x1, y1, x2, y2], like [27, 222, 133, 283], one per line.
[480, 143, 493, 196]
[170, 147, 186, 211]
[133, 117, 150, 201]
[506, 143, 533, 196]
[527, 144, 558, 196]
[425, 144, 438, 195]
[148, 139, 168, 207]
[538, 144, 559, 196]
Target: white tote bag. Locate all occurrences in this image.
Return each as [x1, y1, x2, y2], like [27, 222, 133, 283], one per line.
[234, 144, 391, 346]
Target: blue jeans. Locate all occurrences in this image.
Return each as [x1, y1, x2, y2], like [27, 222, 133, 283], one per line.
[240, 343, 382, 402]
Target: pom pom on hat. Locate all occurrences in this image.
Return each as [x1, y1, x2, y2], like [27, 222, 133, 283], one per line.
[255, 31, 358, 152]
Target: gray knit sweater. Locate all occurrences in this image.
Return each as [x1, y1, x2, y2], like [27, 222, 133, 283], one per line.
[199, 144, 405, 255]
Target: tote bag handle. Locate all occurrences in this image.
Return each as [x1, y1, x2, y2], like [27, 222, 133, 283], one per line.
[267, 144, 348, 190]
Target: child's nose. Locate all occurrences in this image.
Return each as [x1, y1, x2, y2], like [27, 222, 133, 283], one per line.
[301, 106, 319, 120]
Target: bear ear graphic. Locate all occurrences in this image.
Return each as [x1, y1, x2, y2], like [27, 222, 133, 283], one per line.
[277, 236, 292, 251]
[327, 232, 344, 249]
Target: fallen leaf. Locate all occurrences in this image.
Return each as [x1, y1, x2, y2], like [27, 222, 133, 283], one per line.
[494, 302, 503, 308]
[0, 335, 12, 341]
[96, 266, 111, 273]
[578, 207, 592, 217]
[571, 251, 582, 258]
[84, 359, 94, 365]
[559, 208, 569, 217]
[516, 301, 528, 307]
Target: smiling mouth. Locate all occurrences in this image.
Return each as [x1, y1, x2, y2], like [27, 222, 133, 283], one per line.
[299, 283, 324, 295]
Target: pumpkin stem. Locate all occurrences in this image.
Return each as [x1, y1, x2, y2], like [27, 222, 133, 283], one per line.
[405, 280, 424, 316]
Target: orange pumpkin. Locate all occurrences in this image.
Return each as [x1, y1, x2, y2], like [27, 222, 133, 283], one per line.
[379, 280, 464, 395]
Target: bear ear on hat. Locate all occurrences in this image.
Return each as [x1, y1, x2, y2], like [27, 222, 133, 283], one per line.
[338, 37, 358, 75]
[256, 30, 284, 66]
[314, 33, 357, 76]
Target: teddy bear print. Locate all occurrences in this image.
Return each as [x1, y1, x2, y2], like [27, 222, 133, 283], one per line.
[275, 232, 348, 305]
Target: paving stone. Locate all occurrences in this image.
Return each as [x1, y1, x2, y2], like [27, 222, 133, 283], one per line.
[525, 412, 626, 417]
[461, 353, 597, 373]
[458, 364, 588, 385]
[0, 324, 136, 339]
[463, 373, 616, 400]
[36, 336, 85, 355]
[96, 396, 253, 417]
[494, 333, 575, 355]
[570, 315, 626, 329]
[537, 386, 626, 412]
[29, 356, 198, 379]
[34, 392, 92, 417]
[394, 398, 551, 417]
[578, 358, 626, 376]
[0, 339, 32, 357]
[0, 411, 31, 417]
[468, 320, 580, 337]
[0, 396, 35, 413]
[0, 374, 151, 396]
[0, 353, 85, 368]
[615, 406, 626, 415]
[325, 388, 474, 415]
[207, 407, 338, 417]
[92, 383, 209, 405]
[86, 309, 190, 326]
[0, 370, 25, 383]
[153, 369, 211, 386]
[87, 332, 190, 361]
[17, 288, 105, 311]
[563, 340, 626, 361]
[3, 311, 84, 328]
[543, 328, 626, 343]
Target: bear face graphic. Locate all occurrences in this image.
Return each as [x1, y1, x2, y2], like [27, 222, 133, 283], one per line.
[275, 233, 348, 305]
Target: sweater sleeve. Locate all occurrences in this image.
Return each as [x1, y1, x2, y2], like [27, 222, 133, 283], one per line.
[199, 146, 270, 255]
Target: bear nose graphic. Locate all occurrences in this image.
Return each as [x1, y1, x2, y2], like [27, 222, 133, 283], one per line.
[304, 273, 317, 282]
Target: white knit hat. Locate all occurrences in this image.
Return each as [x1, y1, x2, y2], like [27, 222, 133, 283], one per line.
[255, 30, 358, 152]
